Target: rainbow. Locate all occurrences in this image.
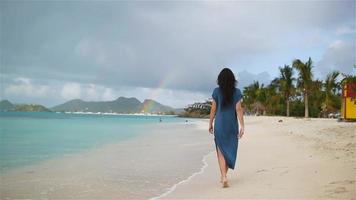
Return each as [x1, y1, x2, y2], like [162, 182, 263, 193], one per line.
[141, 70, 176, 113]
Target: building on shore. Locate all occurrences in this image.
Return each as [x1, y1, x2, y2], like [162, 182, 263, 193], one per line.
[341, 80, 356, 120]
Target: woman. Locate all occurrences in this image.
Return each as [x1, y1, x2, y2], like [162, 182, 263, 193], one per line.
[209, 68, 245, 188]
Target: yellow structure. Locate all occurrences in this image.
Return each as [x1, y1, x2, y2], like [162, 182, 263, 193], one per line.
[341, 82, 356, 120]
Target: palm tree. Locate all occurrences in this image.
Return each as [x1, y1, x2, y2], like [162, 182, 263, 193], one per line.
[243, 81, 260, 112]
[341, 71, 356, 92]
[323, 71, 340, 114]
[309, 79, 324, 117]
[263, 78, 282, 115]
[243, 81, 268, 115]
[292, 57, 314, 118]
[279, 65, 294, 117]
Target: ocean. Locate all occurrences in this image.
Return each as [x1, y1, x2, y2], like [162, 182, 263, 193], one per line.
[0, 112, 187, 172]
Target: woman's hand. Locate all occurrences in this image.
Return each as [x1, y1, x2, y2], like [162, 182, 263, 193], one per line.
[235, 101, 245, 139]
[209, 124, 213, 134]
[209, 100, 216, 135]
[238, 126, 245, 139]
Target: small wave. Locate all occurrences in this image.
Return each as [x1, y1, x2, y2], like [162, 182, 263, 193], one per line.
[148, 151, 214, 200]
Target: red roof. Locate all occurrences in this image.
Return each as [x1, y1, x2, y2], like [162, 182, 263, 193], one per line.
[343, 83, 356, 98]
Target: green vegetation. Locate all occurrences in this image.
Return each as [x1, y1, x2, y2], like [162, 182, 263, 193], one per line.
[341, 69, 356, 91]
[292, 57, 314, 117]
[243, 58, 354, 118]
[13, 104, 52, 112]
[0, 100, 15, 111]
[178, 101, 211, 118]
[181, 58, 355, 118]
[279, 65, 295, 117]
[323, 71, 340, 115]
[0, 100, 52, 112]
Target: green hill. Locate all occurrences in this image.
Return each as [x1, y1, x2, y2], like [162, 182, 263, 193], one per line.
[139, 99, 175, 114]
[0, 100, 15, 111]
[0, 100, 51, 112]
[13, 104, 52, 112]
[52, 97, 175, 114]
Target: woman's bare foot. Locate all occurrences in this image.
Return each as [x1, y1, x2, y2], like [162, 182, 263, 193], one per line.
[222, 177, 229, 188]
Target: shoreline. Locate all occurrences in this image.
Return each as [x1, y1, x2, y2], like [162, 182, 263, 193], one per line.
[0, 111, 178, 117]
[149, 150, 214, 200]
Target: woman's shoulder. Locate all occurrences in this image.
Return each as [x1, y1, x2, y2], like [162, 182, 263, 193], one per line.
[212, 87, 220, 94]
[212, 87, 220, 100]
[234, 87, 241, 93]
[234, 87, 242, 97]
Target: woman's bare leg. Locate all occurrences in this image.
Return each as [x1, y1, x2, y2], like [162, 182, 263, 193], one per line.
[216, 146, 229, 186]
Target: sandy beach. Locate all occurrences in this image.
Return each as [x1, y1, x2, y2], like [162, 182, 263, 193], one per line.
[1, 116, 355, 199]
[162, 116, 356, 200]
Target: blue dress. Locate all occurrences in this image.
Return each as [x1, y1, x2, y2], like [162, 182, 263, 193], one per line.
[212, 87, 243, 169]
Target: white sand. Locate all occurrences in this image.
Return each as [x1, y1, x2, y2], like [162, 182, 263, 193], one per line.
[161, 116, 356, 199]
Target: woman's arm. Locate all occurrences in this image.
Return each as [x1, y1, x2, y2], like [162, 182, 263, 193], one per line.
[209, 100, 217, 134]
[236, 100, 245, 139]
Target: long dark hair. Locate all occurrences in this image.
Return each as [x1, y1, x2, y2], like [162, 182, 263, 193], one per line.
[217, 68, 237, 107]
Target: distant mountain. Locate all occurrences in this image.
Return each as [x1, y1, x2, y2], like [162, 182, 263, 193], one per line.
[0, 100, 51, 112]
[139, 99, 174, 113]
[0, 98, 176, 114]
[52, 97, 175, 114]
[0, 100, 15, 111]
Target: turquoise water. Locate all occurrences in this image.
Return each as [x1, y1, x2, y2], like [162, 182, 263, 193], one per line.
[0, 112, 187, 172]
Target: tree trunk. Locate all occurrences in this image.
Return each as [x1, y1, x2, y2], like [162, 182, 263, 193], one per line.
[286, 99, 290, 117]
[304, 93, 309, 118]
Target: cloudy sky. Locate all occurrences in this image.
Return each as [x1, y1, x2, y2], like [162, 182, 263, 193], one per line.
[1, 1, 355, 108]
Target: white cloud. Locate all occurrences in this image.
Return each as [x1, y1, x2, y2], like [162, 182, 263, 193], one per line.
[85, 84, 98, 100]
[317, 40, 356, 77]
[328, 40, 344, 49]
[237, 70, 272, 88]
[60, 83, 81, 100]
[131, 87, 209, 108]
[156, 89, 209, 108]
[335, 25, 356, 35]
[4, 77, 51, 98]
[2, 76, 210, 107]
[102, 88, 116, 101]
